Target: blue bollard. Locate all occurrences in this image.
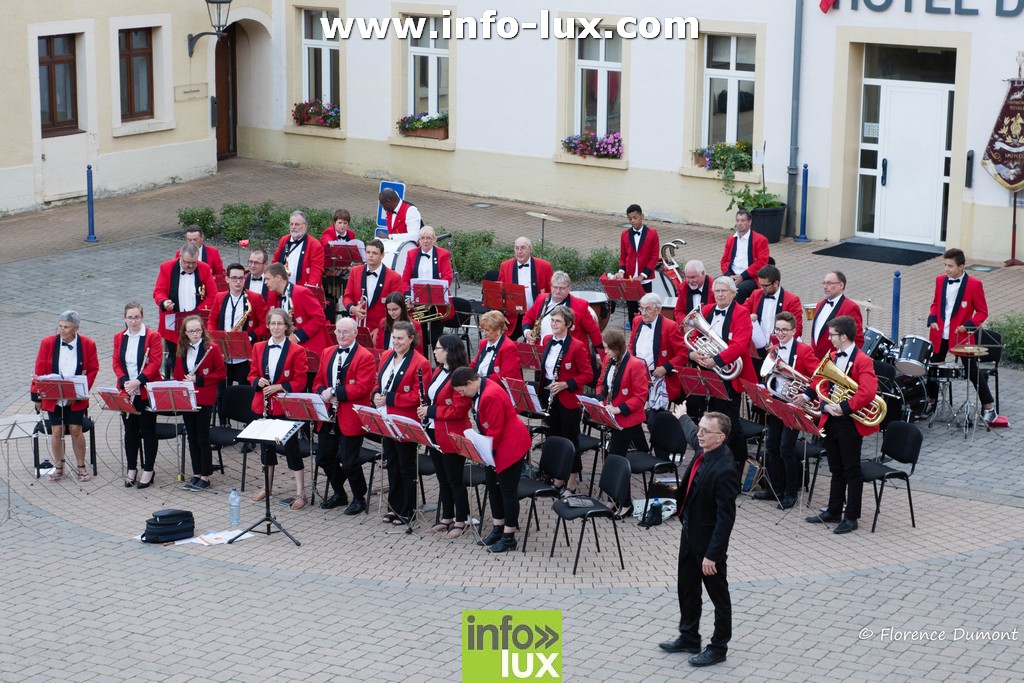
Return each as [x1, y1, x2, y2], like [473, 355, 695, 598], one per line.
[891, 271, 901, 341]
[85, 165, 98, 243]
[795, 164, 810, 243]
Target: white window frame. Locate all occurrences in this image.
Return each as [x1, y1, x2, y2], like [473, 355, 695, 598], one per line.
[406, 15, 449, 115]
[301, 8, 340, 104]
[573, 35, 621, 137]
[108, 14, 174, 137]
[701, 35, 756, 146]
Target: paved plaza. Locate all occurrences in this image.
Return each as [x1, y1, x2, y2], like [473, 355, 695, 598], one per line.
[0, 159, 1021, 682]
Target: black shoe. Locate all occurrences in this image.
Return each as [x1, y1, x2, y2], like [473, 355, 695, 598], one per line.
[319, 491, 347, 510]
[805, 511, 841, 523]
[834, 518, 858, 534]
[688, 648, 726, 667]
[343, 498, 366, 515]
[752, 490, 776, 501]
[658, 636, 701, 654]
[486, 534, 518, 553]
[192, 479, 211, 490]
[777, 496, 797, 510]
[477, 525, 503, 546]
[137, 473, 155, 490]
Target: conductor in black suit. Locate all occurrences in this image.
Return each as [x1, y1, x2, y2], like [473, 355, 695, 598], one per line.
[659, 409, 739, 668]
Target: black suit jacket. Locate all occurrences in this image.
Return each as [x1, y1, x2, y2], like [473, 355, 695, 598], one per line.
[676, 416, 739, 563]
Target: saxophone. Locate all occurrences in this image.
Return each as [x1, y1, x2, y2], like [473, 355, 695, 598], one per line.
[232, 296, 252, 332]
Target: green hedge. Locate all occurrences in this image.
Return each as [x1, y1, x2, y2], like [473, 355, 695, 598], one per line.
[176, 203, 620, 281]
[988, 312, 1024, 366]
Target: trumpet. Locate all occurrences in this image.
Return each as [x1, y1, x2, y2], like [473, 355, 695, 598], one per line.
[759, 348, 820, 418]
[680, 310, 742, 381]
[407, 298, 451, 323]
[357, 295, 368, 328]
[811, 357, 887, 428]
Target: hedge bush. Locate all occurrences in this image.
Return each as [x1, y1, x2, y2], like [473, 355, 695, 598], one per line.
[988, 312, 1024, 366]
[177, 202, 623, 281]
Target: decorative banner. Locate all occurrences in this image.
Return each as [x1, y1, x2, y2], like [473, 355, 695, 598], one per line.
[981, 78, 1024, 191]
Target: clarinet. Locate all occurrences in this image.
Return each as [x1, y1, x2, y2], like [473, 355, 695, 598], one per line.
[418, 368, 429, 429]
[547, 363, 560, 415]
[262, 363, 270, 418]
[328, 347, 344, 422]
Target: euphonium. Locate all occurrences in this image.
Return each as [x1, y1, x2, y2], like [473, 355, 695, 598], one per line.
[657, 239, 687, 293]
[811, 357, 887, 428]
[680, 310, 742, 381]
[407, 297, 451, 323]
[232, 296, 252, 332]
[759, 348, 820, 418]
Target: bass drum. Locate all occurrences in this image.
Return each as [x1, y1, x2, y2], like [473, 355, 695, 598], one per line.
[380, 238, 416, 272]
[880, 375, 929, 425]
[575, 291, 611, 330]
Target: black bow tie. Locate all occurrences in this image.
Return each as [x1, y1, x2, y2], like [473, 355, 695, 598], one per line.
[778, 345, 789, 355]
[180, 270, 189, 276]
[268, 343, 282, 349]
[485, 345, 496, 354]
[366, 271, 378, 278]
[639, 322, 652, 329]
[339, 347, 351, 354]
[713, 309, 726, 317]
[763, 294, 775, 300]
[250, 276, 262, 282]
[517, 262, 530, 269]
[947, 278, 961, 285]
[550, 339, 564, 347]
[823, 300, 835, 307]
[836, 351, 848, 359]
[61, 342, 74, 350]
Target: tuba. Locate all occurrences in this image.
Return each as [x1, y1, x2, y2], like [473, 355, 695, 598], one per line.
[811, 357, 887, 428]
[680, 310, 742, 381]
[657, 239, 687, 293]
[760, 348, 820, 418]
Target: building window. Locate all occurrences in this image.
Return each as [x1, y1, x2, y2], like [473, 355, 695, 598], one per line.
[574, 34, 621, 136]
[702, 35, 755, 146]
[407, 16, 449, 115]
[303, 9, 340, 104]
[38, 34, 78, 136]
[119, 28, 153, 121]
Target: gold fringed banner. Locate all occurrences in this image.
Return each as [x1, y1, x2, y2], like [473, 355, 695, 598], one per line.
[981, 78, 1024, 191]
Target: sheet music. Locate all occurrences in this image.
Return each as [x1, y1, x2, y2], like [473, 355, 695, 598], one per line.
[579, 395, 622, 430]
[410, 277, 451, 304]
[237, 419, 302, 444]
[389, 414, 437, 449]
[163, 313, 176, 332]
[524, 384, 544, 413]
[330, 239, 366, 261]
[353, 405, 400, 438]
[279, 392, 330, 421]
[36, 373, 90, 399]
[751, 321, 769, 349]
[463, 429, 495, 467]
[146, 380, 198, 411]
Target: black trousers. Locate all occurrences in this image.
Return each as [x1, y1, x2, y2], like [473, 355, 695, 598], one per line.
[383, 438, 417, 519]
[734, 278, 757, 305]
[162, 340, 177, 379]
[485, 457, 525, 529]
[764, 415, 799, 497]
[260, 434, 303, 470]
[821, 416, 863, 520]
[624, 281, 654, 320]
[316, 426, 368, 500]
[607, 424, 649, 457]
[429, 446, 470, 523]
[509, 318, 525, 342]
[926, 339, 994, 405]
[709, 395, 745, 476]
[677, 530, 731, 653]
[122, 397, 157, 471]
[183, 405, 214, 477]
[547, 401, 582, 473]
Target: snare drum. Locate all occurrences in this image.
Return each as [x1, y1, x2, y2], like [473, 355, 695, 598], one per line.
[575, 291, 611, 331]
[862, 326, 895, 362]
[380, 238, 415, 272]
[927, 362, 963, 381]
[895, 335, 932, 377]
[661, 296, 678, 321]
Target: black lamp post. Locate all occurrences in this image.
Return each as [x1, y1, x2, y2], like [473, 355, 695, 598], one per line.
[187, 0, 233, 58]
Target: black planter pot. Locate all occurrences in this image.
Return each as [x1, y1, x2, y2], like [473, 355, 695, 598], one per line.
[751, 205, 786, 244]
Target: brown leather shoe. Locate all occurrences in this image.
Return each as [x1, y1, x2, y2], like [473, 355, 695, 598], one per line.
[290, 496, 307, 510]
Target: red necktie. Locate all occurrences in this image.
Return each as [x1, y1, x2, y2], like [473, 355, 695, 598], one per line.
[684, 453, 704, 502]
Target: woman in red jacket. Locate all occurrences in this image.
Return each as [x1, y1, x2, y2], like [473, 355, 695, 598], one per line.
[472, 311, 522, 381]
[112, 301, 164, 488]
[174, 315, 227, 490]
[597, 327, 651, 457]
[374, 292, 425, 354]
[373, 320, 431, 525]
[451, 366, 533, 554]
[417, 334, 472, 539]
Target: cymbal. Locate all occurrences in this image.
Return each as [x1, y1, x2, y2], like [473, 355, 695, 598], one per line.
[850, 298, 883, 312]
[525, 211, 563, 222]
[950, 345, 988, 357]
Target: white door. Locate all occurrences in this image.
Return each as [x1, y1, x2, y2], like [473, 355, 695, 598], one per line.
[40, 133, 88, 201]
[876, 85, 947, 244]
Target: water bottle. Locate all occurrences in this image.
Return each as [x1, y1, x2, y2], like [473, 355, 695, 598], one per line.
[229, 488, 241, 526]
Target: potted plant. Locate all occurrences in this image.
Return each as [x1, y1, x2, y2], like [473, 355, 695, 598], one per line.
[291, 100, 341, 128]
[692, 141, 752, 195]
[728, 184, 786, 244]
[561, 131, 624, 159]
[397, 111, 449, 139]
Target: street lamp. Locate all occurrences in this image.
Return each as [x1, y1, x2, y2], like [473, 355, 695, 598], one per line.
[187, 0, 233, 58]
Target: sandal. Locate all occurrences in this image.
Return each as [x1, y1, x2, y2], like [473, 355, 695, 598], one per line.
[290, 496, 308, 510]
[391, 515, 408, 526]
[76, 464, 92, 482]
[45, 464, 64, 483]
[381, 513, 398, 524]
[251, 488, 269, 502]
[444, 523, 466, 540]
[430, 520, 453, 534]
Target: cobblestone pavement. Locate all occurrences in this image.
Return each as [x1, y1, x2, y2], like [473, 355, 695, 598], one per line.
[0, 160, 1021, 682]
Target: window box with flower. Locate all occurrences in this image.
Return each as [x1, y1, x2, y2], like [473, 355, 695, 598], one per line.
[292, 100, 341, 129]
[561, 131, 623, 160]
[397, 112, 449, 140]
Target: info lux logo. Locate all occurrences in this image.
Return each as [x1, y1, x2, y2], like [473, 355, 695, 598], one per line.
[462, 610, 562, 681]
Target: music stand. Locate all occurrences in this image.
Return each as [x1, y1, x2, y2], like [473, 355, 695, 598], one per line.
[600, 275, 646, 322]
[277, 394, 329, 506]
[0, 415, 39, 527]
[229, 419, 303, 546]
[356, 326, 374, 349]
[34, 377, 88, 479]
[481, 280, 528, 321]
[148, 382, 198, 483]
[163, 310, 211, 338]
[388, 415, 439, 534]
[678, 368, 731, 402]
[324, 243, 363, 277]
[97, 389, 140, 479]
[500, 377, 545, 416]
[514, 342, 545, 372]
[209, 330, 252, 363]
[579, 397, 621, 497]
[355, 406, 399, 517]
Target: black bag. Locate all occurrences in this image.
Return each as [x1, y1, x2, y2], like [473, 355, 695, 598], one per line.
[141, 509, 195, 543]
[639, 501, 663, 528]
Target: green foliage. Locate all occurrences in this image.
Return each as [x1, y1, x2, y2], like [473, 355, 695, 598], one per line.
[585, 247, 620, 277]
[351, 215, 378, 242]
[728, 184, 785, 212]
[988, 312, 1024, 365]
[177, 206, 216, 234]
[219, 203, 259, 242]
[546, 245, 587, 280]
[694, 141, 752, 195]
